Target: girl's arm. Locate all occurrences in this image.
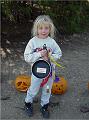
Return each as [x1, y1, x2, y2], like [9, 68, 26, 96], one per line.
[50, 40, 62, 61]
[24, 41, 41, 63]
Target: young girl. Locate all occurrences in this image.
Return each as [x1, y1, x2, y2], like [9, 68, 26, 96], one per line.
[24, 15, 62, 118]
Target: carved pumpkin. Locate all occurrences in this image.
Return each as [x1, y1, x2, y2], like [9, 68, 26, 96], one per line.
[15, 75, 31, 92]
[51, 76, 68, 94]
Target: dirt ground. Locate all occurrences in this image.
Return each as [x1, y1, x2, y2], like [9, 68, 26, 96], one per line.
[1, 22, 89, 119]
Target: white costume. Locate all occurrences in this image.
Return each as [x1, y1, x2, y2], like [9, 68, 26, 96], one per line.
[24, 36, 62, 106]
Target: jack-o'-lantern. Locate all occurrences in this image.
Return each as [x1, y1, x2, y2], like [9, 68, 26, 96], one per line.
[15, 75, 31, 92]
[51, 76, 68, 94]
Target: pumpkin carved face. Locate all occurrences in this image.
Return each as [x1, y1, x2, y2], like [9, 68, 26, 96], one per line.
[15, 75, 31, 92]
[51, 77, 68, 94]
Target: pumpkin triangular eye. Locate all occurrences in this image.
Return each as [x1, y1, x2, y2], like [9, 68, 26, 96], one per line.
[23, 82, 27, 86]
[17, 82, 22, 86]
[59, 88, 61, 90]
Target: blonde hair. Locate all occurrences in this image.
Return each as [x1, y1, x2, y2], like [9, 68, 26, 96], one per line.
[32, 15, 55, 38]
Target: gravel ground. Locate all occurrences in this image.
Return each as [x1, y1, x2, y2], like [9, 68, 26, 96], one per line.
[1, 31, 89, 119]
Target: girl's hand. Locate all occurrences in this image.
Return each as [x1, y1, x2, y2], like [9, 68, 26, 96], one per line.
[40, 50, 49, 61]
[40, 49, 48, 57]
[43, 56, 49, 61]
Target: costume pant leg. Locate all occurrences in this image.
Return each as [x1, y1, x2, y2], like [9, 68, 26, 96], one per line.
[41, 76, 53, 106]
[25, 74, 42, 103]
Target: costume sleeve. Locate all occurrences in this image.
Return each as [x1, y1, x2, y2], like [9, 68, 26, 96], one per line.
[50, 40, 62, 61]
[24, 40, 41, 63]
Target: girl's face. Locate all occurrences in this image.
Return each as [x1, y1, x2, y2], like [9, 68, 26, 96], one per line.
[37, 24, 50, 39]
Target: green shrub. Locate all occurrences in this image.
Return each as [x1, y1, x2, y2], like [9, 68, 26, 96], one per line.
[1, 0, 89, 34]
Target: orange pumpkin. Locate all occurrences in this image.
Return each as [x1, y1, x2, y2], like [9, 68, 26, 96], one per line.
[51, 76, 68, 94]
[15, 75, 31, 92]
